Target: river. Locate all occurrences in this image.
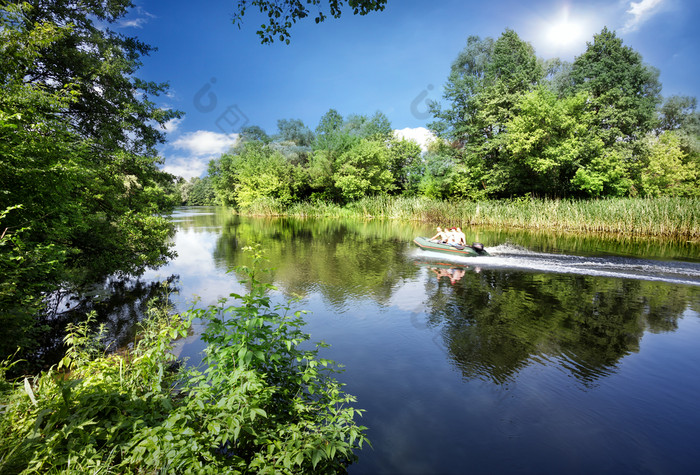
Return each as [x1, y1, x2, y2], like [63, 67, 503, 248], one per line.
[138, 206, 700, 474]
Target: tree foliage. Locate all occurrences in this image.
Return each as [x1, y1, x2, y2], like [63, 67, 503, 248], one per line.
[208, 110, 430, 206]
[640, 131, 698, 197]
[569, 27, 661, 146]
[0, 1, 180, 358]
[202, 26, 697, 208]
[334, 139, 395, 201]
[232, 0, 387, 44]
[209, 141, 301, 208]
[425, 26, 692, 199]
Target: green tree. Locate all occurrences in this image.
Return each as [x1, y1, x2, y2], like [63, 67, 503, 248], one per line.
[657, 95, 699, 166]
[542, 57, 574, 97]
[272, 119, 314, 166]
[334, 139, 395, 202]
[344, 111, 393, 141]
[429, 30, 544, 197]
[474, 29, 544, 196]
[570, 27, 661, 147]
[240, 125, 271, 144]
[640, 131, 698, 197]
[658, 95, 697, 131]
[481, 29, 544, 123]
[276, 118, 315, 146]
[0, 0, 179, 357]
[386, 137, 422, 193]
[503, 87, 605, 197]
[428, 35, 494, 146]
[565, 28, 663, 196]
[233, 0, 387, 44]
[314, 108, 351, 152]
[210, 142, 298, 208]
[187, 176, 217, 205]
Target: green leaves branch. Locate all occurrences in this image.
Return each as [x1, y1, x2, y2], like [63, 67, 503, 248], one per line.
[233, 0, 387, 44]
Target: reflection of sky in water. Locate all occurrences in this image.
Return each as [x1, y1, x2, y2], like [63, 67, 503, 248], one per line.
[142, 229, 244, 310]
[137, 210, 700, 474]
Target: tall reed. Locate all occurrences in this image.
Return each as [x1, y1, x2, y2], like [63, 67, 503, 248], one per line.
[239, 196, 700, 239]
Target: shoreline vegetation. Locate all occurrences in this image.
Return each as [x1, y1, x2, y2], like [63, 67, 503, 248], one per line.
[237, 196, 700, 240]
[0, 253, 368, 473]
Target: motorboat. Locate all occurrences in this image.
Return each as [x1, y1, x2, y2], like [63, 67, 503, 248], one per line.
[413, 236, 489, 257]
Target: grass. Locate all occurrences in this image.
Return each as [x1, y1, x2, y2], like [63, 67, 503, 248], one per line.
[242, 196, 700, 239]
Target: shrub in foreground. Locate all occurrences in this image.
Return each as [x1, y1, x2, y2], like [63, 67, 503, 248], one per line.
[0, 249, 368, 473]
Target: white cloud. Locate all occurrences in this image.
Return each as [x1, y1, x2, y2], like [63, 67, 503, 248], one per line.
[172, 130, 240, 156]
[161, 156, 211, 180]
[393, 127, 436, 153]
[119, 18, 147, 28]
[162, 130, 240, 180]
[622, 0, 666, 32]
[157, 117, 184, 134]
[118, 7, 156, 29]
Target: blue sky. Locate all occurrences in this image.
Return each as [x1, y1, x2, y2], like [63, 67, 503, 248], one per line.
[118, 0, 700, 179]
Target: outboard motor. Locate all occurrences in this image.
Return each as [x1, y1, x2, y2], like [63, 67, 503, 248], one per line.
[471, 242, 485, 253]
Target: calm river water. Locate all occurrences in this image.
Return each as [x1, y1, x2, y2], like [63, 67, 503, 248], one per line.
[140, 206, 700, 474]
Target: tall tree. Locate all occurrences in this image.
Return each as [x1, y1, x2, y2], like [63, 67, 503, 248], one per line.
[430, 30, 544, 197]
[344, 111, 393, 141]
[314, 108, 358, 153]
[658, 95, 698, 132]
[0, 0, 180, 357]
[333, 139, 395, 202]
[240, 125, 271, 143]
[503, 87, 592, 197]
[657, 95, 699, 162]
[570, 27, 661, 146]
[428, 35, 494, 146]
[276, 118, 315, 146]
[481, 28, 544, 124]
[640, 131, 698, 197]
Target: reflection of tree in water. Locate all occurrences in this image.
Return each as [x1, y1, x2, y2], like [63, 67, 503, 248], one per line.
[424, 268, 697, 386]
[20, 276, 179, 376]
[190, 208, 699, 386]
[212, 215, 421, 307]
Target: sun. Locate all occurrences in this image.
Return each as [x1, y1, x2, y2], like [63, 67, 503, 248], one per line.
[532, 5, 592, 57]
[546, 17, 584, 47]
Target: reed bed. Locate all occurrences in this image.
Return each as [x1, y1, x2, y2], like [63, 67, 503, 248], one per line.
[241, 196, 700, 239]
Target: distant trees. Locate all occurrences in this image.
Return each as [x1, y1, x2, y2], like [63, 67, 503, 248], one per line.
[427, 27, 697, 199]
[202, 26, 698, 209]
[208, 111, 422, 207]
[177, 176, 216, 205]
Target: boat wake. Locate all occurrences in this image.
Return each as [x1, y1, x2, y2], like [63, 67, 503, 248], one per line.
[412, 244, 700, 286]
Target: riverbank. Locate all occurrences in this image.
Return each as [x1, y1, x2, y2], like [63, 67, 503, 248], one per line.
[240, 196, 700, 240]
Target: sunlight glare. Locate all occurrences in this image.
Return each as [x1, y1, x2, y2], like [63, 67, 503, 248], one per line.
[547, 18, 583, 46]
[546, 9, 584, 47]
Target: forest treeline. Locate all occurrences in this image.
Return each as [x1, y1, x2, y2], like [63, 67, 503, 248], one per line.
[178, 28, 698, 208]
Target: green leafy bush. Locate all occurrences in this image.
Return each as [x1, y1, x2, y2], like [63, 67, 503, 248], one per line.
[0, 249, 368, 473]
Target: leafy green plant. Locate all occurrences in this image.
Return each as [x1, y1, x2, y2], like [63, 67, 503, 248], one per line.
[0, 249, 368, 473]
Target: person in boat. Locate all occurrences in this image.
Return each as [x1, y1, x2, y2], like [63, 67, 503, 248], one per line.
[446, 227, 458, 245]
[429, 226, 449, 243]
[455, 227, 467, 246]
